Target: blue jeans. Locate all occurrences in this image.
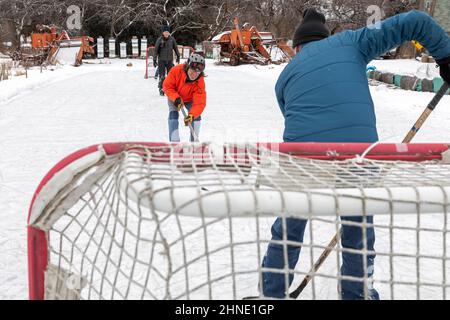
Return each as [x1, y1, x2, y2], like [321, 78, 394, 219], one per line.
[262, 216, 379, 300]
[168, 100, 201, 142]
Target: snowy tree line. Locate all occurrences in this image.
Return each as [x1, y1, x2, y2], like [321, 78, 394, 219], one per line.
[0, 0, 423, 48]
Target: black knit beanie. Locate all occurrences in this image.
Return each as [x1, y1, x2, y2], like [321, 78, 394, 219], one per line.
[292, 8, 330, 48]
[162, 25, 171, 33]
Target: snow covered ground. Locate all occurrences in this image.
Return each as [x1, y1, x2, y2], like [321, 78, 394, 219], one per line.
[0, 58, 449, 300]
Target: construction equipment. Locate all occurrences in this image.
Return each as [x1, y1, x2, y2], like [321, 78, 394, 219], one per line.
[275, 40, 296, 61]
[212, 17, 272, 66]
[31, 25, 94, 67]
[212, 17, 295, 66]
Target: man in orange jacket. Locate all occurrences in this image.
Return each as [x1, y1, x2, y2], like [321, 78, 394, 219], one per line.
[163, 53, 207, 142]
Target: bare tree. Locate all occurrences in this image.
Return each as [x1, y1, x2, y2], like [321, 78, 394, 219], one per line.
[86, 0, 139, 38]
[196, 0, 253, 40]
[0, 0, 427, 49]
[0, 0, 73, 47]
[245, 0, 323, 37]
[0, 0, 41, 48]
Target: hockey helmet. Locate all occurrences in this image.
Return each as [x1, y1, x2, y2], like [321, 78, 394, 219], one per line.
[188, 53, 205, 72]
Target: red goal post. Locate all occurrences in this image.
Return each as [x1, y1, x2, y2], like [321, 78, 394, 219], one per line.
[27, 142, 450, 300]
[144, 46, 155, 79]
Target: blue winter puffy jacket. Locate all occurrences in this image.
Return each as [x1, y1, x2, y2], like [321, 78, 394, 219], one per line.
[276, 10, 450, 143]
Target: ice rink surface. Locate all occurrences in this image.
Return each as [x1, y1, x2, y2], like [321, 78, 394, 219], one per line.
[1, 58, 449, 299]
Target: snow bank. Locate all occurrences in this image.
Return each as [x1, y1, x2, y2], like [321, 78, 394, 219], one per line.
[0, 59, 132, 104]
[369, 59, 440, 79]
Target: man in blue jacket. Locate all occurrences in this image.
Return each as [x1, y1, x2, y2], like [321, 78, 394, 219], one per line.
[262, 8, 450, 300]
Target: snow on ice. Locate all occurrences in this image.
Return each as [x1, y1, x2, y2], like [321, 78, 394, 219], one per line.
[0, 58, 449, 299]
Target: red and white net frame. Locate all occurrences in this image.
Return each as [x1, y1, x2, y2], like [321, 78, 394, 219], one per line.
[27, 142, 450, 300]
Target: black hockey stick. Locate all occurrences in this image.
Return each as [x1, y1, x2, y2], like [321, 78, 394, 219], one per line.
[289, 81, 449, 300]
[403, 82, 449, 143]
[180, 105, 200, 142]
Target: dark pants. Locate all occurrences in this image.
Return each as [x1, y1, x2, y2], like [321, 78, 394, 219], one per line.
[158, 60, 174, 89]
[262, 216, 379, 300]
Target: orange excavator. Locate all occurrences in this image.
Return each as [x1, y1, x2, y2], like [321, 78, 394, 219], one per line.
[213, 17, 271, 65]
[31, 25, 94, 66]
[212, 17, 295, 66]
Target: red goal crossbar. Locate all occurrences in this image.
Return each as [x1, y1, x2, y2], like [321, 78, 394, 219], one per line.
[27, 142, 450, 300]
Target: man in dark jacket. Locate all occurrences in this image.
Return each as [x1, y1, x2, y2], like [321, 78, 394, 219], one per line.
[154, 25, 181, 95]
[261, 8, 450, 300]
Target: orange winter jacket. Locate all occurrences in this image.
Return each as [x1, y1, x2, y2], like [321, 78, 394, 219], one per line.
[163, 64, 207, 119]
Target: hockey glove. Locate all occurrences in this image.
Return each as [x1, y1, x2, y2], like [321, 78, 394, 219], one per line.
[184, 114, 194, 126]
[174, 97, 184, 111]
[437, 56, 450, 84]
[153, 60, 158, 68]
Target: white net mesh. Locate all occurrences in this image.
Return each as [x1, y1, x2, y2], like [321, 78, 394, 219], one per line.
[29, 143, 450, 300]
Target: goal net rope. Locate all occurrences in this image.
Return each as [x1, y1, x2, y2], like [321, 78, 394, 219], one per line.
[27, 143, 450, 300]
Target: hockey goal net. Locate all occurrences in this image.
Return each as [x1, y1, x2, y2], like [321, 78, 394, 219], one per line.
[28, 142, 450, 300]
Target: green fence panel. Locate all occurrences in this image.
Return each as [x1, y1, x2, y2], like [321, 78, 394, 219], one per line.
[416, 79, 423, 92]
[394, 74, 402, 87]
[433, 78, 450, 94]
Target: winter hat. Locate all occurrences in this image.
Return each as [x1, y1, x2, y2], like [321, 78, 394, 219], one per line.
[162, 25, 171, 33]
[292, 8, 330, 48]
